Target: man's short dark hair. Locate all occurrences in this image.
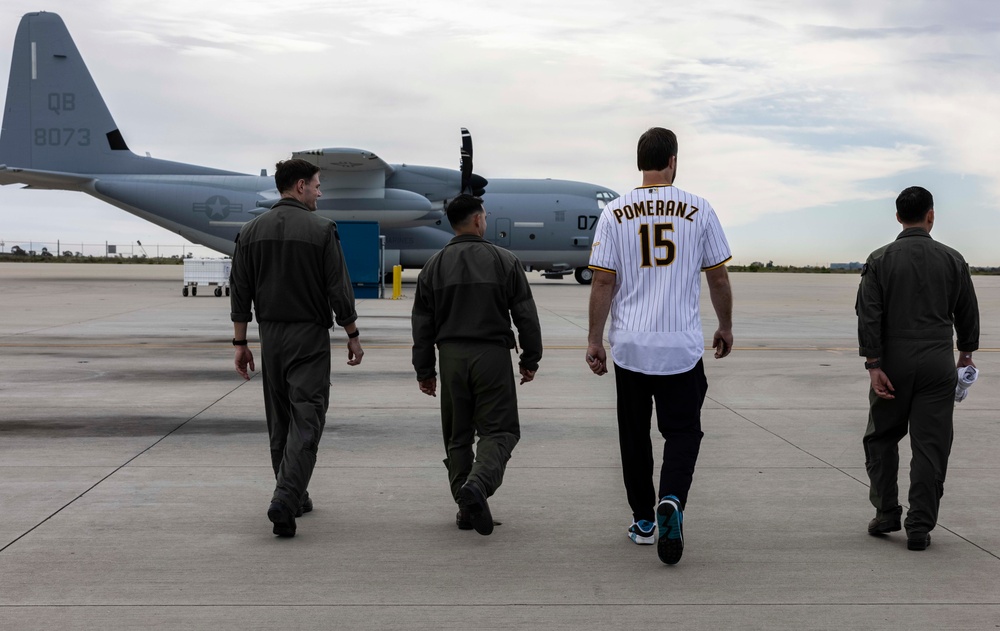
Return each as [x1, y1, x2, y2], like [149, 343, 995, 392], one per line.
[274, 159, 321, 195]
[446, 194, 485, 226]
[896, 186, 934, 223]
[637, 127, 678, 171]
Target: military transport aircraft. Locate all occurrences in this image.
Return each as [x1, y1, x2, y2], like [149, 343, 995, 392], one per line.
[0, 11, 617, 284]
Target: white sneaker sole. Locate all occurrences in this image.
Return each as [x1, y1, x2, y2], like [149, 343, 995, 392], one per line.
[628, 521, 655, 545]
[629, 531, 655, 545]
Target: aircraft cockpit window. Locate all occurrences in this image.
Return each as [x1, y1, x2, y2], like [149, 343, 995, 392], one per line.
[595, 190, 617, 210]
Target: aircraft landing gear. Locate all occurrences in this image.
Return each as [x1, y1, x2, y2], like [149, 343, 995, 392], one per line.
[214, 287, 222, 297]
[574, 267, 593, 285]
[182, 286, 188, 297]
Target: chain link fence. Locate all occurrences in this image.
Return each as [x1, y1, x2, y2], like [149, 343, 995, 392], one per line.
[0, 239, 223, 260]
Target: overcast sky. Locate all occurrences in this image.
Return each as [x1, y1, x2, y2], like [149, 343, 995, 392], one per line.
[2, 0, 998, 265]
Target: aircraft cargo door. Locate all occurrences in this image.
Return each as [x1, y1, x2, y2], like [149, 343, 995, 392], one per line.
[494, 218, 511, 247]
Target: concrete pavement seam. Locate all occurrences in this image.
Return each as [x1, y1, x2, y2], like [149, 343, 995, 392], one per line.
[2, 602, 1000, 607]
[0, 376, 257, 555]
[0, 299, 179, 341]
[707, 396, 1000, 562]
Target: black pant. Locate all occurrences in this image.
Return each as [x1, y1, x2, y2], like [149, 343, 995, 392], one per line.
[259, 321, 330, 512]
[614, 360, 707, 523]
[438, 343, 520, 501]
[864, 339, 955, 535]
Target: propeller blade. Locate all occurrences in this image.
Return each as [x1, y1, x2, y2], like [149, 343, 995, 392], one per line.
[471, 174, 488, 197]
[460, 127, 473, 193]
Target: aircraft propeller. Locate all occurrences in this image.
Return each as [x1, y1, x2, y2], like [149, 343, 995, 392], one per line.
[460, 127, 488, 197]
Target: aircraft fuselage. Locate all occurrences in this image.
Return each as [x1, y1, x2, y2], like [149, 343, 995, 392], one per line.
[73, 171, 609, 273]
[0, 12, 618, 282]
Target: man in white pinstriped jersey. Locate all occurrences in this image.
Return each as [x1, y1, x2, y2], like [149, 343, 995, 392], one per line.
[586, 127, 734, 565]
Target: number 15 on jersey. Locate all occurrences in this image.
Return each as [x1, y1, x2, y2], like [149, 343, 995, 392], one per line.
[638, 222, 675, 267]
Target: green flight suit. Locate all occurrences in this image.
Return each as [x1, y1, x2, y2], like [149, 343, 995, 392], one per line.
[231, 199, 357, 513]
[856, 227, 979, 536]
[412, 234, 542, 500]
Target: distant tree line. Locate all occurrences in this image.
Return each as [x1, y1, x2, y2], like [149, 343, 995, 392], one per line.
[2, 250, 998, 273]
[728, 261, 999, 275]
[0, 247, 189, 264]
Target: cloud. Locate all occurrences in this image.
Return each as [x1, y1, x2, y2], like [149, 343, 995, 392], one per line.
[804, 24, 945, 40]
[1, 0, 998, 264]
[678, 133, 928, 226]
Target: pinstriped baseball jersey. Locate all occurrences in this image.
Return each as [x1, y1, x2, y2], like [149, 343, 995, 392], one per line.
[588, 184, 731, 375]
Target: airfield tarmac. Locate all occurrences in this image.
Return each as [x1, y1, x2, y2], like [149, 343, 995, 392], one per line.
[0, 262, 997, 630]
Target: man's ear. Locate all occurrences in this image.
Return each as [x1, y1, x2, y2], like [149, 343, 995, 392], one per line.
[896, 212, 903, 225]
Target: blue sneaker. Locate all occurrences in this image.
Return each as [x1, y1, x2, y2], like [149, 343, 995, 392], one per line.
[628, 519, 655, 545]
[656, 495, 684, 565]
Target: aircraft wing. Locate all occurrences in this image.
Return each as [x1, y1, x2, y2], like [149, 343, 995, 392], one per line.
[292, 148, 394, 196]
[0, 165, 94, 191]
[291, 148, 435, 222]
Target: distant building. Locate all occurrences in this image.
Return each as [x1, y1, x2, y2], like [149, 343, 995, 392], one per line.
[830, 262, 863, 270]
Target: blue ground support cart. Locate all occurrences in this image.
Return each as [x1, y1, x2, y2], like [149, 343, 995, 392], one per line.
[337, 222, 382, 299]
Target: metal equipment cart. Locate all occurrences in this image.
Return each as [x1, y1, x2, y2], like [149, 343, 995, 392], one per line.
[182, 259, 231, 297]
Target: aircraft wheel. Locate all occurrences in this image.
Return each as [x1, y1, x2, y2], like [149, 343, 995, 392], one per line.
[574, 267, 593, 285]
[192, 286, 197, 297]
[214, 287, 222, 297]
[225, 287, 230, 297]
[182, 286, 189, 297]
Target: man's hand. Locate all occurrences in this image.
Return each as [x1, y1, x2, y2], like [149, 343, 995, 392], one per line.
[234, 346, 255, 380]
[957, 353, 976, 369]
[713, 328, 733, 359]
[587, 270, 614, 377]
[705, 266, 733, 359]
[418, 377, 437, 397]
[519, 366, 536, 384]
[347, 337, 364, 366]
[869, 367, 895, 400]
[586, 344, 608, 376]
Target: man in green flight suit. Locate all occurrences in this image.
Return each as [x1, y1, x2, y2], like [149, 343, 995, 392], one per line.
[231, 159, 364, 538]
[411, 194, 543, 536]
[856, 186, 979, 551]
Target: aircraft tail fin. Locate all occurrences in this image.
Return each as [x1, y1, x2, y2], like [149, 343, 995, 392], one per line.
[0, 12, 235, 177]
[0, 12, 135, 173]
